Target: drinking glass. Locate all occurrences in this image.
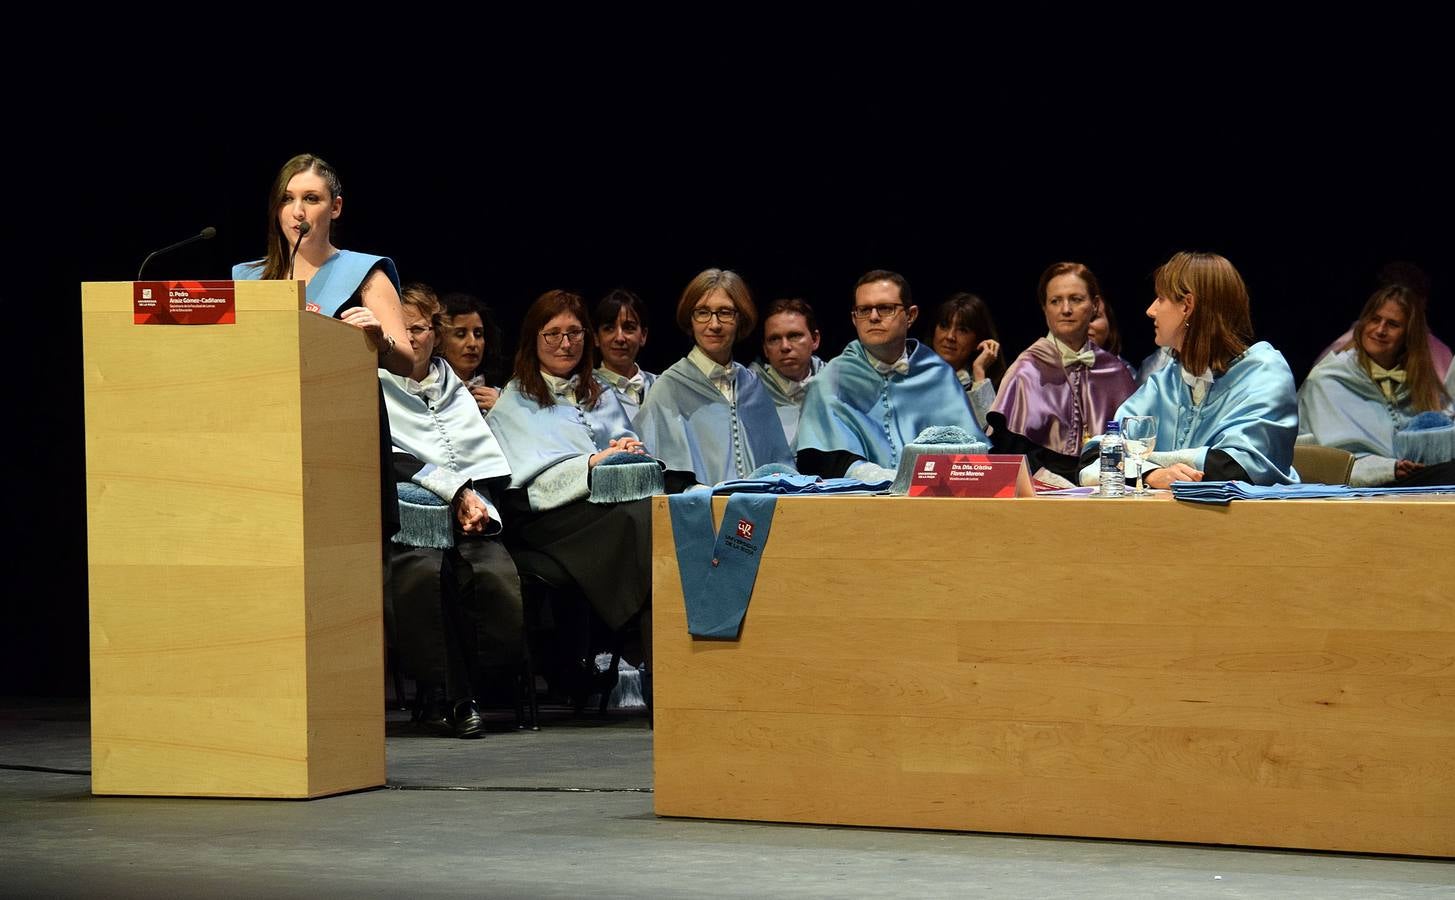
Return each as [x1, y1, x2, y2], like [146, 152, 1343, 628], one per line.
[1120, 415, 1158, 496]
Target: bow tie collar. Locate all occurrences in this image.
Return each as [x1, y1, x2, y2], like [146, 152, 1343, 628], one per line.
[1368, 362, 1407, 401]
[599, 367, 646, 403]
[406, 367, 445, 404]
[706, 364, 735, 387]
[541, 371, 580, 398]
[1049, 332, 1096, 369]
[870, 352, 911, 377]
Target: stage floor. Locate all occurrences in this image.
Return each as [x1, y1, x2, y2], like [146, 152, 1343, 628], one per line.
[1, 700, 1450, 898]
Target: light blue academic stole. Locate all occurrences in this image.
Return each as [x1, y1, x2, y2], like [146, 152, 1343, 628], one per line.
[667, 492, 778, 639]
[232, 250, 399, 317]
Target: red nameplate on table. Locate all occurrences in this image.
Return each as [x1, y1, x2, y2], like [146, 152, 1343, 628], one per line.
[134, 280, 236, 325]
[906, 454, 1035, 498]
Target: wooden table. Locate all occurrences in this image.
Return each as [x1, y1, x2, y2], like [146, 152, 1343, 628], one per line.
[651, 494, 1455, 856]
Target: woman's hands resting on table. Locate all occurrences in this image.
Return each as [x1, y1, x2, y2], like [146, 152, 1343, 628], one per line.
[1144, 463, 1203, 491]
[1396, 459, 1426, 480]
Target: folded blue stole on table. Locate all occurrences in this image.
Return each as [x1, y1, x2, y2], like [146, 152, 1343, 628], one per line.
[1171, 480, 1455, 505]
[712, 473, 891, 495]
[668, 492, 778, 639]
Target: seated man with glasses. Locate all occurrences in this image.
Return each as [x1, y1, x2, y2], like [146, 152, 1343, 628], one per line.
[634, 268, 793, 489]
[796, 269, 988, 479]
[749, 297, 826, 445]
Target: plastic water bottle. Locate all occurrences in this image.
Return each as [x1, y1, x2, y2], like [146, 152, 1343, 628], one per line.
[1099, 421, 1125, 497]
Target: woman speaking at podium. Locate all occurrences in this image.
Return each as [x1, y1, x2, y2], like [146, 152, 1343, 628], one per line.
[234, 154, 416, 538]
[233, 153, 414, 377]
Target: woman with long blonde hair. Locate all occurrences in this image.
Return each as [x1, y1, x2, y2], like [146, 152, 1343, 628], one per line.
[1299, 284, 1455, 485]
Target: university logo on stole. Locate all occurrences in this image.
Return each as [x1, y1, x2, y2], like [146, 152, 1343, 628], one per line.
[722, 518, 759, 560]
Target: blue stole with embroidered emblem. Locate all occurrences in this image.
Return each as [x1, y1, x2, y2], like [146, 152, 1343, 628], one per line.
[668, 491, 778, 639]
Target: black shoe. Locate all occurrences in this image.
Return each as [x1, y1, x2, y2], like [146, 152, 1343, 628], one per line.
[451, 698, 486, 739]
[416, 691, 452, 736]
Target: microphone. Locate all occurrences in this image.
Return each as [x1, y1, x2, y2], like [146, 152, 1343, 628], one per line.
[136, 226, 217, 280]
[287, 221, 311, 280]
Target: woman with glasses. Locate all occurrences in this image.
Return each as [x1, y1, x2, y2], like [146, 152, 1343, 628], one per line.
[380, 283, 521, 737]
[1078, 251, 1299, 488]
[633, 268, 794, 488]
[988, 261, 1136, 483]
[486, 290, 655, 641]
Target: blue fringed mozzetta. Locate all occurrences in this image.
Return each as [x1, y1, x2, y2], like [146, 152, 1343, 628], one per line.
[588, 452, 666, 504]
[889, 425, 990, 495]
[393, 482, 454, 550]
[1395, 411, 1455, 465]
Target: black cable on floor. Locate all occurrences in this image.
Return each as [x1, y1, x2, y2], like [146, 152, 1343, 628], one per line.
[0, 766, 654, 794]
[0, 764, 90, 776]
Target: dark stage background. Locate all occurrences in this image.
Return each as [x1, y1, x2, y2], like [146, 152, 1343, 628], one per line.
[10, 32, 1449, 696]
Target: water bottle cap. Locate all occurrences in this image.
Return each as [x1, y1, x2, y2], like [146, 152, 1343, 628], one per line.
[1105, 421, 1120, 432]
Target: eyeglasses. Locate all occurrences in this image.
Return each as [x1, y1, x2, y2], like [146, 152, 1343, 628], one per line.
[405, 325, 433, 337]
[850, 304, 905, 320]
[539, 328, 586, 347]
[691, 307, 739, 324]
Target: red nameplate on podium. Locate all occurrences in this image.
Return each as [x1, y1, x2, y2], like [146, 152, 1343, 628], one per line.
[907, 454, 1034, 498]
[134, 280, 236, 325]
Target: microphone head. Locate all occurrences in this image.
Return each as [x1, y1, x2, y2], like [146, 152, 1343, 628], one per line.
[298, 221, 311, 236]
[199, 226, 217, 240]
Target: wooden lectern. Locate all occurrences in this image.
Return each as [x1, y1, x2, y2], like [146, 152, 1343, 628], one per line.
[81, 280, 385, 798]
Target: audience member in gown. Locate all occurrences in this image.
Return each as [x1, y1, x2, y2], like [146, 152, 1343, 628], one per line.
[436, 291, 506, 414]
[1299, 283, 1455, 486]
[1079, 251, 1300, 488]
[633, 269, 793, 487]
[380, 284, 522, 738]
[593, 288, 656, 419]
[1312, 262, 1451, 381]
[1087, 299, 1138, 380]
[796, 270, 988, 480]
[989, 262, 1135, 483]
[748, 298, 826, 445]
[927, 292, 1003, 431]
[485, 290, 654, 670]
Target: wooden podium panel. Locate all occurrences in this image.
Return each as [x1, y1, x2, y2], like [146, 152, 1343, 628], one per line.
[652, 495, 1455, 856]
[82, 281, 384, 798]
